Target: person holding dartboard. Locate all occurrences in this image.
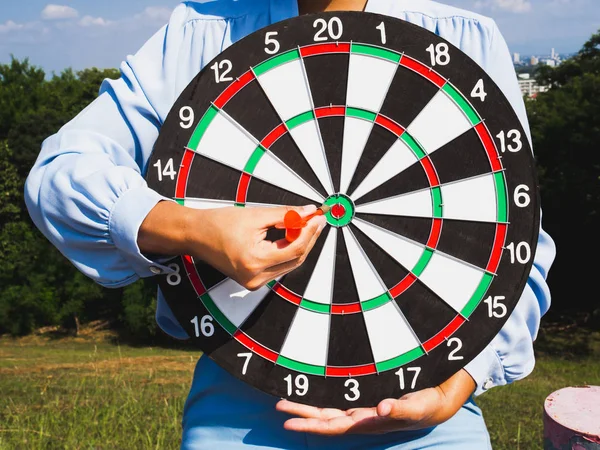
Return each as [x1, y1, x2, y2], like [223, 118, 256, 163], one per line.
[25, 0, 556, 449]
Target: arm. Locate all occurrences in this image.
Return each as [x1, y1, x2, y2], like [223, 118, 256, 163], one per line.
[24, 4, 325, 291]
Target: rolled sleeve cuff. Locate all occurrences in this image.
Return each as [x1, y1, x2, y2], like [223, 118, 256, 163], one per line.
[464, 345, 506, 396]
[109, 185, 177, 279]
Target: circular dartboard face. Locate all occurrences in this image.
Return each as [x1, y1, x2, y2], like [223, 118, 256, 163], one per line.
[146, 11, 540, 408]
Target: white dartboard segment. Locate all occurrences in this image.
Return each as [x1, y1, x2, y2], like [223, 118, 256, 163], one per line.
[256, 59, 312, 121]
[350, 139, 419, 201]
[353, 219, 425, 272]
[346, 53, 398, 111]
[303, 228, 337, 305]
[194, 110, 257, 171]
[407, 90, 473, 154]
[342, 227, 387, 302]
[441, 174, 498, 223]
[418, 252, 485, 314]
[279, 307, 330, 367]
[340, 117, 374, 194]
[362, 301, 421, 363]
[254, 151, 324, 203]
[356, 189, 433, 218]
[209, 279, 274, 328]
[288, 120, 335, 195]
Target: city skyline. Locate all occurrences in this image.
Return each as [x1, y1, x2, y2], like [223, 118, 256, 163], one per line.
[0, 0, 597, 73]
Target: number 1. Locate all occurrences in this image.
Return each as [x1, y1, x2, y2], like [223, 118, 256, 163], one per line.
[376, 22, 386, 44]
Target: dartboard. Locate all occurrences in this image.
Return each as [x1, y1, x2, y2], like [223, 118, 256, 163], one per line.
[146, 11, 540, 408]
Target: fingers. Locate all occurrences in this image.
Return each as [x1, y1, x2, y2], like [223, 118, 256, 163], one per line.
[259, 215, 327, 267]
[276, 400, 344, 420]
[259, 204, 317, 229]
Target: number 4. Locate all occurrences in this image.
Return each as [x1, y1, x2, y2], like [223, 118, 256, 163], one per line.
[471, 79, 487, 102]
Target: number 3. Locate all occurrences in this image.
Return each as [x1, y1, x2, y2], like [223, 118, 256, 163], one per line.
[344, 379, 360, 401]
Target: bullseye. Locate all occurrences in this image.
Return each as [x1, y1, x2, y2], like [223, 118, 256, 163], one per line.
[331, 204, 346, 219]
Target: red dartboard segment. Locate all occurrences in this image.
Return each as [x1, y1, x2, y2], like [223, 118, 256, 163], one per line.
[375, 114, 405, 137]
[271, 282, 302, 305]
[426, 219, 443, 249]
[233, 330, 279, 363]
[300, 42, 352, 57]
[182, 255, 207, 296]
[175, 149, 195, 199]
[389, 274, 418, 298]
[330, 303, 363, 315]
[236, 173, 252, 204]
[420, 156, 440, 187]
[326, 363, 377, 377]
[213, 70, 255, 109]
[475, 122, 503, 172]
[400, 55, 446, 87]
[315, 105, 346, 118]
[486, 223, 508, 274]
[260, 123, 288, 148]
[422, 315, 467, 352]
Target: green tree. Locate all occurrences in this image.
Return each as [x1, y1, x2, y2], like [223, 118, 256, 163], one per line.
[528, 30, 600, 314]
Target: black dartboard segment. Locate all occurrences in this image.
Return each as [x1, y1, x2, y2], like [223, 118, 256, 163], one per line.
[146, 11, 540, 408]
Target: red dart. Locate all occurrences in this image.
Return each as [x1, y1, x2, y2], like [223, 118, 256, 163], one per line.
[284, 204, 330, 242]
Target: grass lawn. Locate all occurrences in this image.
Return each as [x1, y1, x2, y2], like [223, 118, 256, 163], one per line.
[0, 319, 598, 449]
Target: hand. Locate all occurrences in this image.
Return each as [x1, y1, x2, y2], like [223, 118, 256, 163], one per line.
[275, 369, 476, 435]
[138, 201, 327, 290]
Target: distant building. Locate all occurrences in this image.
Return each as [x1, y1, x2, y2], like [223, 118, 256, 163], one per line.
[530, 55, 539, 66]
[513, 52, 521, 64]
[542, 59, 557, 67]
[518, 73, 548, 98]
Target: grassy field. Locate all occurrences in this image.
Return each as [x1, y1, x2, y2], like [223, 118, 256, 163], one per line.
[0, 320, 598, 450]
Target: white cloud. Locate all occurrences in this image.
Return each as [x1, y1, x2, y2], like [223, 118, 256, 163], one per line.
[0, 20, 24, 33]
[134, 6, 173, 22]
[41, 4, 79, 21]
[79, 16, 113, 27]
[475, 0, 532, 13]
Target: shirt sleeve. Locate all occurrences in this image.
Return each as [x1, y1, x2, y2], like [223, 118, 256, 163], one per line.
[462, 21, 557, 395]
[23, 5, 227, 288]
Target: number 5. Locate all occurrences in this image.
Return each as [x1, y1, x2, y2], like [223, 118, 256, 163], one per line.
[264, 31, 280, 55]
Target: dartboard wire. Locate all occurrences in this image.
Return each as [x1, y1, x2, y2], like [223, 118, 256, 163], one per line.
[339, 47, 403, 195]
[211, 103, 325, 202]
[344, 227, 425, 369]
[248, 65, 329, 201]
[178, 197, 284, 209]
[297, 45, 336, 196]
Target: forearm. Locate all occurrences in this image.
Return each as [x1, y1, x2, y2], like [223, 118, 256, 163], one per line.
[137, 200, 196, 257]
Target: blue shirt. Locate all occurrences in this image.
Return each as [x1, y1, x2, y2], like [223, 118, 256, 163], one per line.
[25, 0, 556, 447]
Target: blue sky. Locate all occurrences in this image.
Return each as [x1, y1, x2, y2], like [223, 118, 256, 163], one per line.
[0, 0, 598, 74]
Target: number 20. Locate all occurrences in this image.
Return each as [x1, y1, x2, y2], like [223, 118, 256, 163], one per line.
[313, 17, 343, 41]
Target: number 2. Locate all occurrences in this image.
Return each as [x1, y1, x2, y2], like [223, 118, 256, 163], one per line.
[447, 337, 464, 361]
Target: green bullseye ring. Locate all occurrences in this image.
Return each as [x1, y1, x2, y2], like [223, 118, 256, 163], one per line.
[323, 194, 355, 227]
